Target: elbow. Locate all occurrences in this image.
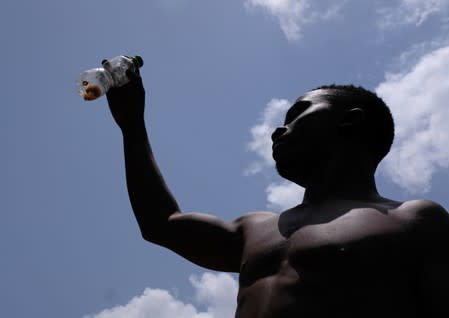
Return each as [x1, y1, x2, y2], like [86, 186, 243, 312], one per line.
[141, 231, 153, 242]
[141, 228, 163, 243]
[140, 224, 170, 245]
[137, 211, 180, 244]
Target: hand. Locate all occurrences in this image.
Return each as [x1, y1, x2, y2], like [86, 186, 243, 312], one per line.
[106, 69, 146, 131]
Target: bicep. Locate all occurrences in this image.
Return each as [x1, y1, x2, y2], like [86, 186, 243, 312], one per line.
[148, 212, 245, 272]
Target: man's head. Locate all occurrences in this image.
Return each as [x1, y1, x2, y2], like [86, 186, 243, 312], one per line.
[271, 85, 394, 186]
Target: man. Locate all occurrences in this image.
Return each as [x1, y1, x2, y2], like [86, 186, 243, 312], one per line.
[105, 70, 449, 317]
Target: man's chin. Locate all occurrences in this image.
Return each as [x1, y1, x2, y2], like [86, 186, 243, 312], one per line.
[275, 163, 308, 187]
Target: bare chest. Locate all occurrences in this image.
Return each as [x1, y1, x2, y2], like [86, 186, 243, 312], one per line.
[239, 209, 414, 286]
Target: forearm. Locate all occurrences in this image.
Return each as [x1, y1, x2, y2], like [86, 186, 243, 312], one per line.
[121, 120, 180, 238]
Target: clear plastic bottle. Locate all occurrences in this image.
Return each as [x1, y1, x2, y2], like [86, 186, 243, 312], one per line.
[77, 55, 144, 101]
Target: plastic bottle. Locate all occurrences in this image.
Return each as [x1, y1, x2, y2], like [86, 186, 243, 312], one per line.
[77, 55, 144, 101]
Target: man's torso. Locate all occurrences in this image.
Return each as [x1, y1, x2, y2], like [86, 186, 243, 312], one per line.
[236, 199, 424, 318]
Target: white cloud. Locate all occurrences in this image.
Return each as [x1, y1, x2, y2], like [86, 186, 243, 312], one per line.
[244, 0, 343, 41]
[83, 273, 238, 318]
[394, 38, 447, 72]
[245, 98, 291, 175]
[246, 98, 305, 209]
[376, 45, 449, 193]
[244, 0, 449, 40]
[189, 273, 238, 318]
[266, 181, 304, 211]
[378, 0, 449, 28]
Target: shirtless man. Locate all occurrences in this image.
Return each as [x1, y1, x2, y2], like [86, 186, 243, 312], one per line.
[105, 70, 449, 317]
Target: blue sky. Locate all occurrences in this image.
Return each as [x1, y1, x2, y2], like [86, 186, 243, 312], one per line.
[2, 1, 449, 317]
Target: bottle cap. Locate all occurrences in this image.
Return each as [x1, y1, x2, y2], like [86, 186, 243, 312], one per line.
[133, 56, 144, 68]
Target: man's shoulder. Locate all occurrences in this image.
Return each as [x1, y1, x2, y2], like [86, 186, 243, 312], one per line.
[232, 211, 279, 233]
[393, 199, 449, 244]
[393, 199, 448, 222]
[236, 211, 278, 224]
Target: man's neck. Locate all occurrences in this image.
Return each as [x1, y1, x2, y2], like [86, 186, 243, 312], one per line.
[301, 150, 381, 205]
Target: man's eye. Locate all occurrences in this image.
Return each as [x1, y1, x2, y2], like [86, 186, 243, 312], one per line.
[284, 101, 311, 124]
[285, 111, 300, 124]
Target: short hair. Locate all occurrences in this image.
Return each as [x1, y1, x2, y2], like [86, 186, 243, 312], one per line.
[311, 84, 394, 165]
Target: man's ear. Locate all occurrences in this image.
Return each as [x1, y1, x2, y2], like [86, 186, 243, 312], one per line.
[339, 108, 365, 129]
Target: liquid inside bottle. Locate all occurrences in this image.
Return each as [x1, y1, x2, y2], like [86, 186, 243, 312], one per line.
[77, 68, 113, 101]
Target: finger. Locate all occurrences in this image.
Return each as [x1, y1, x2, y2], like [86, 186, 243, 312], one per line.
[126, 69, 142, 84]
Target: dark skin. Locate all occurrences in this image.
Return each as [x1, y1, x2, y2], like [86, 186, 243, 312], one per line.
[106, 71, 449, 317]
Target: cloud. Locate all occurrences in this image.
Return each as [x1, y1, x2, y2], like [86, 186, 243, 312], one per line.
[189, 273, 238, 318]
[245, 98, 291, 175]
[83, 273, 238, 318]
[378, 0, 449, 28]
[246, 98, 305, 209]
[392, 38, 448, 73]
[376, 45, 449, 193]
[266, 181, 304, 211]
[244, 0, 343, 41]
[244, 0, 449, 40]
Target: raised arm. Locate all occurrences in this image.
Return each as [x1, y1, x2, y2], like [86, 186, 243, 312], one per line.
[106, 71, 243, 272]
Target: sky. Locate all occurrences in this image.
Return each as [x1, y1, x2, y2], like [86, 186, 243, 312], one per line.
[2, 0, 449, 317]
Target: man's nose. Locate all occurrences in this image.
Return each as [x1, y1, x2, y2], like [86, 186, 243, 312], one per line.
[271, 126, 287, 142]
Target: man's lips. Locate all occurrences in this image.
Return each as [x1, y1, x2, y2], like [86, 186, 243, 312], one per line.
[272, 140, 287, 151]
